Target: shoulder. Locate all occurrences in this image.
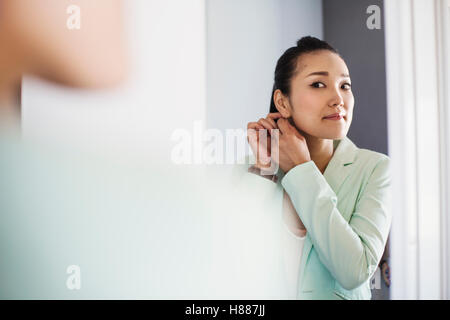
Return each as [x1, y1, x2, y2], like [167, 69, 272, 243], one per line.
[337, 136, 390, 177]
[355, 147, 390, 166]
[353, 147, 391, 183]
[338, 136, 390, 182]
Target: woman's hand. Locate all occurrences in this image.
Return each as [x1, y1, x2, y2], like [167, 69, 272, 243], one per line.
[247, 114, 309, 235]
[247, 112, 282, 169]
[274, 118, 311, 173]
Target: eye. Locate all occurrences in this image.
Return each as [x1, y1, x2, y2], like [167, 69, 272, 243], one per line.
[311, 82, 325, 88]
[341, 83, 352, 90]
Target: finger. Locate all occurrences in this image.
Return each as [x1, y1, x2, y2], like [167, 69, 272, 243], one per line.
[249, 128, 269, 153]
[257, 138, 271, 166]
[269, 131, 279, 160]
[247, 122, 264, 130]
[247, 128, 258, 141]
[247, 128, 260, 148]
[257, 129, 270, 149]
[267, 112, 283, 119]
[276, 118, 292, 134]
[265, 116, 278, 129]
[247, 129, 260, 157]
[249, 129, 270, 167]
[258, 118, 276, 131]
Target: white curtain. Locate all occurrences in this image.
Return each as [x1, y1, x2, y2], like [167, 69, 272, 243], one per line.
[385, 0, 450, 299]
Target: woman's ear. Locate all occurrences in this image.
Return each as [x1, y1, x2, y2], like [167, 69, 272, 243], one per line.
[273, 89, 292, 118]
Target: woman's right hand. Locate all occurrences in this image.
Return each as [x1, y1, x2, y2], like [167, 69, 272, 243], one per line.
[247, 112, 283, 169]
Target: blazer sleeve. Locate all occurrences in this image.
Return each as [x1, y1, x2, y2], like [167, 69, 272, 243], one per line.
[281, 156, 391, 290]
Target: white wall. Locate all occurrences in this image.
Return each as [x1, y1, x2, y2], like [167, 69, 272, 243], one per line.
[206, 0, 323, 133]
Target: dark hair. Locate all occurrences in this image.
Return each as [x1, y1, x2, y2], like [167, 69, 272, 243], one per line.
[269, 36, 339, 113]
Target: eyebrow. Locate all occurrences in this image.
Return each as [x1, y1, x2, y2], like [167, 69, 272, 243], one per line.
[305, 71, 350, 78]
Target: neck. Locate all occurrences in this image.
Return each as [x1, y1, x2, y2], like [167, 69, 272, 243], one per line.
[301, 131, 334, 174]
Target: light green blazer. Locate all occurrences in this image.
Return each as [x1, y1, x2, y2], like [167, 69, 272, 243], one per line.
[241, 136, 391, 300]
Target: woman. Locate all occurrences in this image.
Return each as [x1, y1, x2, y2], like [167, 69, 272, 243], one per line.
[246, 36, 391, 299]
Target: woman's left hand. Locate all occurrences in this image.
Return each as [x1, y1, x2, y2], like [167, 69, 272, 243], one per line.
[273, 118, 311, 173]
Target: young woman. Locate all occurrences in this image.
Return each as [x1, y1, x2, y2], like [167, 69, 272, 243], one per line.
[246, 36, 391, 299]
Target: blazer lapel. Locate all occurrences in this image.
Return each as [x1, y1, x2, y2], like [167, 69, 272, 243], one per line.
[323, 136, 358, 194]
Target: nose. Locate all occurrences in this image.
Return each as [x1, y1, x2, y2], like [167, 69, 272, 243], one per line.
[328, 88, 344, 109]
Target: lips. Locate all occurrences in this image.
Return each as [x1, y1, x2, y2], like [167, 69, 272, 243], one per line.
[323, 112, 345, 120]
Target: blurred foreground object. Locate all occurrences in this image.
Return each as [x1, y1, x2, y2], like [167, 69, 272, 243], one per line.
[0, 0, 127, 124]
[0, 0, 127, 90]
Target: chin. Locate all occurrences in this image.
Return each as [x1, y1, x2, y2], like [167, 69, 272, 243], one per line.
[321, 133, 347, 140]
[296, 119, 350, 140]
[318, 121, 351, 140]
[306, 126, 348, 140]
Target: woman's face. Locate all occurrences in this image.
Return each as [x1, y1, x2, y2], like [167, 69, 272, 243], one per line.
[285, 50, 354, 140]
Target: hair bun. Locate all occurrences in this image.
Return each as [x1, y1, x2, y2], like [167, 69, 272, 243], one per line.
[295, 36, 338, 54]
[297, 36, 322, 48]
